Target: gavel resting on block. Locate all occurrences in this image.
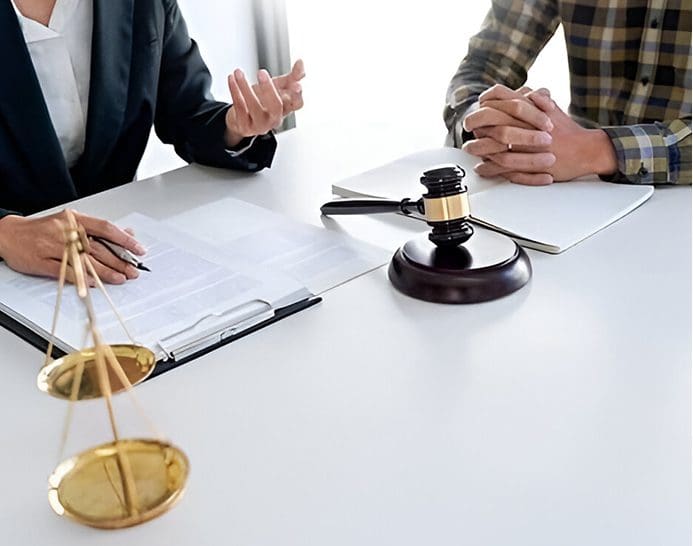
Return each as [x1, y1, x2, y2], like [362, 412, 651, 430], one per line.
[320, 164, 532, 304]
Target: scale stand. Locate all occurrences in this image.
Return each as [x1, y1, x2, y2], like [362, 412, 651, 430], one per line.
[37, 210, 189, 529]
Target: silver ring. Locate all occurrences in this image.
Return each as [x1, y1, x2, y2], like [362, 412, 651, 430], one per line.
[507, 142, 513, 151]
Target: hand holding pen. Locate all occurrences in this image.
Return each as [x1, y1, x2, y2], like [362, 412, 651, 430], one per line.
[0, 209, 148, 285]
[92, 237, 151, 273]
[87, 228, 150, 284]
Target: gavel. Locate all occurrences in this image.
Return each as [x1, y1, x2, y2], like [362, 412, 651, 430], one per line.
[321, 164, 532, 304]
[320, 165, 474, 247]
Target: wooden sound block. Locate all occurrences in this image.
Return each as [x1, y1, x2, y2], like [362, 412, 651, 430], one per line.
[388, 229, 531, 304]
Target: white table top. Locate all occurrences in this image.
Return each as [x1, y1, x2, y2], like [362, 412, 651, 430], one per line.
[1, 128, 690, 546]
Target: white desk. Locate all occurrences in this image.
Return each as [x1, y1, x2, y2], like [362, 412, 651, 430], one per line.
[1, 129, 690, 546]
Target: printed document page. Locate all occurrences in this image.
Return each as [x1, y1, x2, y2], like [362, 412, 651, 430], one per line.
[0, 214, 311, 359]
[167, 197, 391, 294]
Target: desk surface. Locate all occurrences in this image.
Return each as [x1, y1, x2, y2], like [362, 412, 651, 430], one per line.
[1, 129, 691, 546]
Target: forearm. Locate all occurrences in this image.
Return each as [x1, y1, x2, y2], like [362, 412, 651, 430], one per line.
[168, 102, 277, 171]
[601, 119, 692, 185]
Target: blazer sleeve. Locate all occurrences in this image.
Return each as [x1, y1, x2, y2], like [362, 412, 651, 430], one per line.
[154, 0, 277, 172]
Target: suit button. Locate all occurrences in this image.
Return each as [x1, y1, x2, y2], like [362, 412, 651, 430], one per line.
[650, 18, 658, 28]
[641, 76, 650, 85]
[638, 166, 649, 177]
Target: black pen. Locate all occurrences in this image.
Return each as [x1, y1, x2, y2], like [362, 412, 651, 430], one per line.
[92, 236, 151, 272]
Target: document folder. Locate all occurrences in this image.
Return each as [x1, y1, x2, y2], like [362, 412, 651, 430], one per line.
[150, 296, 321, 377]
[0, 295, 321, 378]
[0, 203, 386, 379]
[0, 213, 322, 378]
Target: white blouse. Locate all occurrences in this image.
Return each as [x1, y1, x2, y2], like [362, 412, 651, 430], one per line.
[10, 0, 93, 168]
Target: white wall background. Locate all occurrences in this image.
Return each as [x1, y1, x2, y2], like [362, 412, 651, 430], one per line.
[137, 0, 260, 179]
[286, 0, 570, 154]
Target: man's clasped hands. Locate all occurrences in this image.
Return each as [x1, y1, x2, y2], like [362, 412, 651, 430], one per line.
[462, 84, 617, 185]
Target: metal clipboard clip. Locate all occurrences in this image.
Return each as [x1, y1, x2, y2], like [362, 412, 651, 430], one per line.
[157, 299, 275, 362]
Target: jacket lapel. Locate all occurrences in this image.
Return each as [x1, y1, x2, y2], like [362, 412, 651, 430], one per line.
[0, 0, 75, 203]
[79, 0, 134, 176]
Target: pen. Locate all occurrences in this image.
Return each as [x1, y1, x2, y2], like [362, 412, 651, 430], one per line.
[92, 236, 151, 272]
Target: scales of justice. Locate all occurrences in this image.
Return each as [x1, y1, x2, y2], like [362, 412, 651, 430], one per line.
[36, 210, 188, 529]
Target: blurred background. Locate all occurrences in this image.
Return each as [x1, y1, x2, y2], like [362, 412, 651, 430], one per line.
[138, 0, 571, 179]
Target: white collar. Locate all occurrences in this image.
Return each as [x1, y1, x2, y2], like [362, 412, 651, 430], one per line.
[10, 0, 82, 43]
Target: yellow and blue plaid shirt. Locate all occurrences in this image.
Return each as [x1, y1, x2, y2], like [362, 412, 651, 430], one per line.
[445, 0, 692, 184]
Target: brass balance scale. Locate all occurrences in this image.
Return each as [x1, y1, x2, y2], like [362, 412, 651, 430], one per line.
[36, 210, 188, 529]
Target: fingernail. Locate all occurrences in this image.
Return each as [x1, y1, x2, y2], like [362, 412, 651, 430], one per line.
[235, 69, 245, 80]
[537, 132, 553, 145]
[258, 69, 270, 82]
[546, 120, 554, 131]
[128, 266, 140, 279]
[133, 243, 146, 255]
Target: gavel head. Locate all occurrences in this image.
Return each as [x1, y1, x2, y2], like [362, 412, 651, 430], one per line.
[420, 164, 473, 247]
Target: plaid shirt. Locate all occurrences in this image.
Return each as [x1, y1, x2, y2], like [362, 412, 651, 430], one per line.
[444, 0, 692, 184]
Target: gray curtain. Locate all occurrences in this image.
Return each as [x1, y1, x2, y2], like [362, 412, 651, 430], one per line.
[253, 0, 295, 131]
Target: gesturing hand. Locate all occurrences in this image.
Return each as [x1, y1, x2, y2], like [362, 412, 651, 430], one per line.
[0, 210, 145, 285]
[225, 59, 305, 148]
[264, 59, 305, 116]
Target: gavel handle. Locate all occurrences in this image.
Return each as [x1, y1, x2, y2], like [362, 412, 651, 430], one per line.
[320, 198, 422, 216]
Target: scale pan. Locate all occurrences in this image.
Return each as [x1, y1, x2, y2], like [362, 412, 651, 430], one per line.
[48, 439, 189, 529]
[37, 345, 156, 400]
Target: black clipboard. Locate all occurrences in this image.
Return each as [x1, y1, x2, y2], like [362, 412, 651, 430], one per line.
[0, 296, 322, 380]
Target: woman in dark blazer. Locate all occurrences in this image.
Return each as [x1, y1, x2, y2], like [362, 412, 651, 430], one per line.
[0, 0, 304, 283]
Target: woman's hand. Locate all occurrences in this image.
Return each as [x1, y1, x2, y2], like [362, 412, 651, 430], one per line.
[0, 210, 145, 285]
[224, 60, 305, 147]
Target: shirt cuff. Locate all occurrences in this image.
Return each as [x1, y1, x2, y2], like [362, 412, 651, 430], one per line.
[601, 121, 691, 184]
[225, 135, 259, 158]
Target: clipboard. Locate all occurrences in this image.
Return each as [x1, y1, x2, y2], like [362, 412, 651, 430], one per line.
[0, 205, 387, 379]
[0, 295, 321, 380]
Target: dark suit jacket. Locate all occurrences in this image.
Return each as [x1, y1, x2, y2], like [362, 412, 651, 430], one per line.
[0, 0, 277, 218]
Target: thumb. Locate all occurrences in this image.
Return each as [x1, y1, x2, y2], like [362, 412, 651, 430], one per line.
[527, 89, 555, 113]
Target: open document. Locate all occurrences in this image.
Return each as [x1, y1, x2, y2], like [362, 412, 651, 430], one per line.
[0, 198, 390, 366]
[167, 197, 391, 294]
[0, 214, 317, 363]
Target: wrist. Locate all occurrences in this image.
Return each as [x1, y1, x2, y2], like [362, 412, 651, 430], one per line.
[224, 128, 245, 149]
[585, 129, 618, 176]
[0, 215, 22, 257]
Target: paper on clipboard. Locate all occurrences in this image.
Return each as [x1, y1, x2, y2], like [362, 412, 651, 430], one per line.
[0, 214, 313, 362]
